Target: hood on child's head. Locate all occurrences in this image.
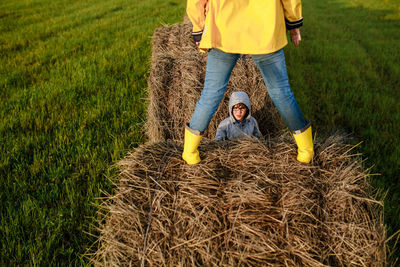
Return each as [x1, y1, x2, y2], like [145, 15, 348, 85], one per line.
[228, 91, 251, 121]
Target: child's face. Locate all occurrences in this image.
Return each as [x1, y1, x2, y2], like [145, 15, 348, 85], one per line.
[232, 103, 247, 122]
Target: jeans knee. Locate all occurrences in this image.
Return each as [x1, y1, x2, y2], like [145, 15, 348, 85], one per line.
[269, 87, 294, 102]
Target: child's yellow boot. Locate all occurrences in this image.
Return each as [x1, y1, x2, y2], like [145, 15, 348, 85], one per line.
[293, 124, 314, 164]
[182, 124, 202, 165]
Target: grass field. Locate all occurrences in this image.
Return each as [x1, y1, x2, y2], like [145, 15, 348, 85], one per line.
[0, 0, 399, 265]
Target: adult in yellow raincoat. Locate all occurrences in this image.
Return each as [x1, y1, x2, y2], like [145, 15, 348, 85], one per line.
[182, 0, 313, 165]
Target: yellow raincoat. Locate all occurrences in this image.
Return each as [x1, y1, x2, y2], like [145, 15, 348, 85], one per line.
[186, 0, 303, 54]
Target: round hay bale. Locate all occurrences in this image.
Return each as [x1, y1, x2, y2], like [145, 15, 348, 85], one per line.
[146, 22, 283, 142]
[93, 135, 386, 266]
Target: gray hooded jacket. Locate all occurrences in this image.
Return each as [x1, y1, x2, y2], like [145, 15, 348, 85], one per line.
[214, 91, 261, 141]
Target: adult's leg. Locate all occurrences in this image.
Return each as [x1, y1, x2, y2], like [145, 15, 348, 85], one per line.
[189, 49, 240, 132]
[252, 49, 313, 163]
[183, 49, 239, 165]
[251, 49, 307, 132]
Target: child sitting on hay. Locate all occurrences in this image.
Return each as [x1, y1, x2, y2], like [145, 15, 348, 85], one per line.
[214, 91, 261, 141]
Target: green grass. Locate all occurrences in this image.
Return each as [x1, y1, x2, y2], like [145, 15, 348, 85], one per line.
[284, 0, 400, 260]
[0, 0, 399, 265]
[0, 0, 186, 264]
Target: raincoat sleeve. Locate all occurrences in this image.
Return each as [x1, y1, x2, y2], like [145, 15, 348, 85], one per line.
[252, 118, 262, 138]
[186, 0, 208, 33]
[214, 122, 227, 141]
[280, 0, 303, 30]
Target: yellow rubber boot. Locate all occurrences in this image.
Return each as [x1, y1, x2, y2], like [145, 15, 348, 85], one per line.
[182, 125, 202, 165]
[293, 124, 314, 164]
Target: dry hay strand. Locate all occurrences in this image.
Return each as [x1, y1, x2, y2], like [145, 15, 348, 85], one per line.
[93, 134, 386, 266]
[146, 21, 283, 143]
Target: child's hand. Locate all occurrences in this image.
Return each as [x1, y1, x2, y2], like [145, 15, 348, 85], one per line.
[289, 28, 302, 47]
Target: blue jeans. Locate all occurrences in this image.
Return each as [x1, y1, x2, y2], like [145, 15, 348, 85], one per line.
[189, 48, 307, 132]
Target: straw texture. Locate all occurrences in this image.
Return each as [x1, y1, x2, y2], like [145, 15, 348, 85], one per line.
[94, 135, 385, 266]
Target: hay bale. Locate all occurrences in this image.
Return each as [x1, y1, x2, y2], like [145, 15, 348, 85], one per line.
[94, 135, 386, 266]
[146, 22, 283, 142]
[91, 21, 386, 266]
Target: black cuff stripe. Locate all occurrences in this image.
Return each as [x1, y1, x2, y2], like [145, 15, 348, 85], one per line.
[192, 31, 203, 43]
[285, 17, 303, 29]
